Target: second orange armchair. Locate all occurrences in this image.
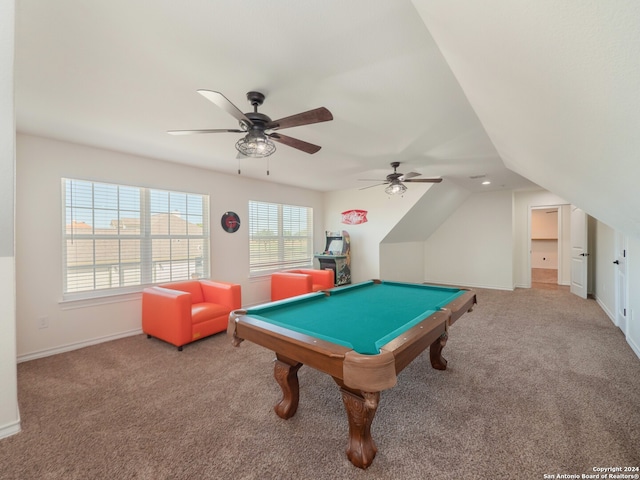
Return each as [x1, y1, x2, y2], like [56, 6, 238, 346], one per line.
[270, 269, 334, 301]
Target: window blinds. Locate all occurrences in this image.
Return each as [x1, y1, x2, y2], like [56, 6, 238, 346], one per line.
[63, 179, 209, 298]
[248, 200, 313, 275]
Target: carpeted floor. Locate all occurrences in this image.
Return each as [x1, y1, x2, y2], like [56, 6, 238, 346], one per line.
[1, 287, 639, 479]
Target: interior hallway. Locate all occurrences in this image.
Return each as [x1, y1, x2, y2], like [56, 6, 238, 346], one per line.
[531, 267, 568, 291]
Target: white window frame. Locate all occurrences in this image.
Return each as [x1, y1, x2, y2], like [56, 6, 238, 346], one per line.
[62, 178, 210, 300]
[248, 200, 313, 276]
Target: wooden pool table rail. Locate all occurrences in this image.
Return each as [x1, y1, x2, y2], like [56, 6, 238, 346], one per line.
[227, 286, 477, 469]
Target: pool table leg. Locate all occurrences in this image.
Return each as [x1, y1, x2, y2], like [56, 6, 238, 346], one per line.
[429, 331, 449, 370]
[273, 355, 303, 419]
[338, 385, 380, 469]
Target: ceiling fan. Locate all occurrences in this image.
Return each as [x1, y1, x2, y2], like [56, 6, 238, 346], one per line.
[359, 162, 443, 195]
[168, 90, 333, 158]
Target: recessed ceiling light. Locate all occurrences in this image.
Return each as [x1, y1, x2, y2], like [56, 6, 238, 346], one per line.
[482, 180, 491, 185]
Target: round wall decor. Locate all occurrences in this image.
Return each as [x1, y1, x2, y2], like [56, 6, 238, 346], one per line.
[221, 211, 241, 233]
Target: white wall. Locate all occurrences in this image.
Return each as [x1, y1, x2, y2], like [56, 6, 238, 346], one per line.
[531, 240, 558, 269]
[14, 135, 640, 365]
[380, 182, 471, 282]
[15, 134, 325, 360]
[323, 184, 433, 283]
[531, 208, 558, 239]
[380, 242, 424, 283]
[0, 0, 20, 440]
[424, 190, 515, 290]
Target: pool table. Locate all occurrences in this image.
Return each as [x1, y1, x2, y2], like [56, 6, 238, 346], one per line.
[227, 279, 476, 469]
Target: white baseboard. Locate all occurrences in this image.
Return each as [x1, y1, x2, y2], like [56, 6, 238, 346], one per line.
[595, 297, 640, 362]
[627, 335, 640, 361]
[17, 328, 143, 363]
[595, 296, 616, 326]
[425, 279, 515, 291]
[516, 280, 572, 288]
[0, 417, 21, 440]
[465, 282, 515, 291]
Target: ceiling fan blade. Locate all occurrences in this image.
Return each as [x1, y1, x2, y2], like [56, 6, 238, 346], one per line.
[197, 90, 253, 127]
[358, 182, 388, 190]
[398, 172, 421, 181]
[404, 178, 443, 183]
[268, 133, 322, 154]
[266, 107, 333, 131]
[167, 128, 244, 135]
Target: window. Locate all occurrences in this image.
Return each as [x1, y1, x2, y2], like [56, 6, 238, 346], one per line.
[63, 179, 209, 299]
[248, 200, 313, 276]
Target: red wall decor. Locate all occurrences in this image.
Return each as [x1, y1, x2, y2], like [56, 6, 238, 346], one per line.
[341, 209, 368, 225]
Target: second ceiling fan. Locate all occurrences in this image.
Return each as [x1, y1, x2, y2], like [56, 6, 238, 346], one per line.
[360, 162, 443, 195]
[168, 90, 333, 157]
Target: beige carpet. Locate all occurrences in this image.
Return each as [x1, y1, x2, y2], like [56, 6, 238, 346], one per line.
[1, 287, 639, 479]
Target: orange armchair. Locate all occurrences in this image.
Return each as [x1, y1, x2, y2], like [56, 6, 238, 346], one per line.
[142, 280, 241, 350]
[270, 269, 334, 301]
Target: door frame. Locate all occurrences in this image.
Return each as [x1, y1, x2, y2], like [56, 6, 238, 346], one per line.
[528, 204, 564, 288]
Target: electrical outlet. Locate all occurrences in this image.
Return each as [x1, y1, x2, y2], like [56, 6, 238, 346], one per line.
[38, 316, 49, 329]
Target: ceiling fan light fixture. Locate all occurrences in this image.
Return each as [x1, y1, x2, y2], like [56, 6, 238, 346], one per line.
[235, 132, 276, 158]
[385, 181, 407, 196]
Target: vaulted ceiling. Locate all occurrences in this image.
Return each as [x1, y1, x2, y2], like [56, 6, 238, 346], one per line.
[14, 0, 640, 238]
[412, 0, 640, 239]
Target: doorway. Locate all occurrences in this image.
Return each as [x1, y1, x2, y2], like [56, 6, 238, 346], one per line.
[530, 207, 561, 289]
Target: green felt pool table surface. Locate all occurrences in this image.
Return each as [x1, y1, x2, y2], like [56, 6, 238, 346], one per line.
[245, 280, 467, 355]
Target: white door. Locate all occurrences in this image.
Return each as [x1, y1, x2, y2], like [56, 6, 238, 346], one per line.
[570, 206, 588, 299]
[614, 232, 628, 334]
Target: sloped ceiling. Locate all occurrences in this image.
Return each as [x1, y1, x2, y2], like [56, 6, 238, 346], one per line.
[382, 182, 471, 243]
[15, 1, 639, 240]
[412, 0, 640, 240]
[14, 0, 535, 195]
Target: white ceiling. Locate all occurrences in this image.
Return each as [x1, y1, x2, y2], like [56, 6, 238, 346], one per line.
[412, 0, 640, 239]
[14, 1, 640, 239]
[14, 0, 535, 195]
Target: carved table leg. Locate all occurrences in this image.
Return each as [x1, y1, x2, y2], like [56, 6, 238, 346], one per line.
[273, 356, 303, 419]
[429, 331, 449, 370]
[339, 388, 380, 469]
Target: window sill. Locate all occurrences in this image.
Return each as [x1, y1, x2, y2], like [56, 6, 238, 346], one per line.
[59, 291, 143, 310]
[249, 265, 314, 279]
